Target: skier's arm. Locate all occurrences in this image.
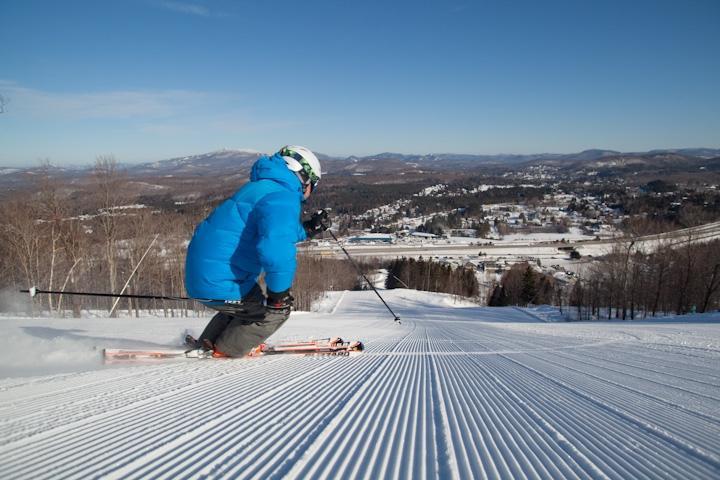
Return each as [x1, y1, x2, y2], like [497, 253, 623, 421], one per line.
[255, 193, 303, 293]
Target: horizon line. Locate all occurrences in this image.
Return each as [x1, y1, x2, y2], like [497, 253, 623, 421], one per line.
[2, 146, 720, 169]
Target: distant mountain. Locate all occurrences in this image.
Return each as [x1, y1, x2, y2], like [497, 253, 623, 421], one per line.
[536, 151, 720, 179]
[645, 148, 720, 158]
[324, 152, 561, 175]
[2, 148, 719, 192]
[0, 163, 95, 194]
[559, 149, 621, 162]
[322, 149, 720, 176]
[128, 149, 262, 178]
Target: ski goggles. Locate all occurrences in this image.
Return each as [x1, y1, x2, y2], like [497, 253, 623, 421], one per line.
[280, 148, 320, 190]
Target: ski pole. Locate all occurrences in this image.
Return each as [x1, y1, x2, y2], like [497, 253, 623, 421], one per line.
[326, 229, 401, 323]
[20, 287, 220, 303]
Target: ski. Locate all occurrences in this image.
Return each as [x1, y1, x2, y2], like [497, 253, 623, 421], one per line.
[103, 348, 189, 361]
[103, 337, 364, 362]
[250, 337, 364, 357]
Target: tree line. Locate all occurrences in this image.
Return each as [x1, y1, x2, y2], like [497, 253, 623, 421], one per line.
[385, 257, 479, 298]
[488, 263, 557, 307]
[485, 236, 720, 318]
[569, 238, 720, 320]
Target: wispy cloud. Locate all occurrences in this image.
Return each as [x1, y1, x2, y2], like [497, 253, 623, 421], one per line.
[158, 1, 211, 17]
[207, 113, 303, 134]
[0, 81, 224, 120]
[139, 114, 302, 136]
[449, 3, 471, 13]
[0, 80, 295, 146]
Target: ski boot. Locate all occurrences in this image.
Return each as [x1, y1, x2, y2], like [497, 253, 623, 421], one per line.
[184, 334, 201, 349]
[184, 337, 221, 358]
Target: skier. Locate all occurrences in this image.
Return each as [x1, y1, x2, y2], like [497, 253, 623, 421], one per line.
[184, 145, 331, 357]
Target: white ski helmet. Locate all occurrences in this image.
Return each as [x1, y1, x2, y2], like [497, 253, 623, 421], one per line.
[278, 145, 321, 190]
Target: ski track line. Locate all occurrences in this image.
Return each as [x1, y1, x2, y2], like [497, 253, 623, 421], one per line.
[459, 337, 716, 479]
[292, 320, 596, 478]
[539, 349, 720, 422]
[182, 325, 414, 479]
[495, 351, 720, 476]
[356, 339, 619, 356]
[439, 334, 597, 479]
[0, 358, 281, 447]
[539, 336, 717, 378]
[282, 325, 425, 479]
[451, 323, 720, 432]
[113, 356, 384, 479]
[0, 362, 187, 406]
[521, 352, 720, 447]
[449, 321, 720, 396]
[426, 329, 458, 480]
[309, 325, 427, 479]
[336, 338, 418, 479]
[0, 362, 226, 417]
[474, 355, 640, 480]
[9, 356, 355, 479]
[432, 329, 597, 480]
[498, 344, 717, 458]
[641, 341, 720, 356]
[463, 326, 720, 420]
[329, 290, 347, 315]
[366, 332, 429, 479]
[0, 368, 106, 392]
[637, 342, 720, 361]
[461, 326, 720, 425]
[0, 356, 320, 479]
[478, 322, 720, 361]
[439, 352, 531, 478]
[577, 346, 720, 385]
[406, 315, 593, 479]
[434, 321, 719, 479]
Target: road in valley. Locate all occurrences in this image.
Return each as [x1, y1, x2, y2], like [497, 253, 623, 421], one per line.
[303, 220, 720, 261]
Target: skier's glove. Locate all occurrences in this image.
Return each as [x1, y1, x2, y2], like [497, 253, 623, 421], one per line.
[303, 209, 332, 238]
[266, 289, 294, 315]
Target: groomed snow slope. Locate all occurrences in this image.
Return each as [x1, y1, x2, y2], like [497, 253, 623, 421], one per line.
[1, 290, 719, 479]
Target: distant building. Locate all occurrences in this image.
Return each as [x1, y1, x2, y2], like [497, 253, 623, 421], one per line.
[410, 232, 438, 239]
[347, 233, 395, 244]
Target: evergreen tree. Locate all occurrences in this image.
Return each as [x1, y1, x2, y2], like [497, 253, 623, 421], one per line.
[521, 266, 538, 305]
[488, 284, 507, 306]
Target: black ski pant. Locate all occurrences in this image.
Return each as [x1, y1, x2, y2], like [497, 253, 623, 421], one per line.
[198, 284, 290, 357]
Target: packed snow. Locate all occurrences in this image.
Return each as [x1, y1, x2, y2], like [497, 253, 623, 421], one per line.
[1, 289, 719, 479]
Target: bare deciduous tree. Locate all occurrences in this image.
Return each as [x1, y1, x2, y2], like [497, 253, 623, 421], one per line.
[0, 201, 43, 314]
[35, 160, 66, 311]
[93, 155, 126, 314]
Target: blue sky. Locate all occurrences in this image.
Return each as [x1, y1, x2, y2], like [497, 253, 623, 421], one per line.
[1, 0, 719, 166]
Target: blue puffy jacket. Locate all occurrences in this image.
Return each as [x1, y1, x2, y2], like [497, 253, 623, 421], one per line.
[185, 154, 307, 301]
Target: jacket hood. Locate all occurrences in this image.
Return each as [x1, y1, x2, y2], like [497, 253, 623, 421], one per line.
[250, 154, 304, 200]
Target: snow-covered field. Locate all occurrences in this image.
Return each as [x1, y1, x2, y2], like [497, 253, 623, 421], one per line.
[1, 290, 719, 479]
